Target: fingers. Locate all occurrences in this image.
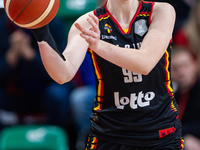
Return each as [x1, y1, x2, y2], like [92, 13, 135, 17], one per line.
[75, 22, 96, 37]
[74, 22, 82, 32]
[83, 27, 99, 39]
[74, 14, 100, 51]
[74, 13, 100, 44]
[88, 13, 99, 32]
[80, 33, 96, 44]
[75, 22, 99, 39]
[87, 18, 99, 33]
[75, 13, 99, 34]
[89, 13, 99, 25]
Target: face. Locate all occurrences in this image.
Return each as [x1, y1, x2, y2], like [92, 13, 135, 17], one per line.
[171, 50, 197, 91]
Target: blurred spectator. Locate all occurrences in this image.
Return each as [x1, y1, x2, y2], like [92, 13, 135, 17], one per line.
[174, 0, 200, 75]
[168, 0, 194, 34]
[0, 8, 74, 131]
[148, 0, 194, 34]
[171, 46, 200, 150]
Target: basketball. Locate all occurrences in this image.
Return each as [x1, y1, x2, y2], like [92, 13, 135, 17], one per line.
[4, 0, 60, 29]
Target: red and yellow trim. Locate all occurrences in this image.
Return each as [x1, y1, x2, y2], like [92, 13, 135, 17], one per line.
[89, 50, 104, 111]
[104, 1, 142, 34]
[170, 100, 177, 112]
[94, 10, 110, 21]
[142, 1, 155, 24]
[180, 137, 184, 150]
[85, 135, 98, 150]
[164, 50, 174, 98]
[137, 12, 150, 17]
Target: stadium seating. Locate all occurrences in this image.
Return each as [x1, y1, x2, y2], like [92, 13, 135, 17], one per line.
[58, 0, 98, 18]
[57, 0, 98, 33]
[0, 125, 69, 150]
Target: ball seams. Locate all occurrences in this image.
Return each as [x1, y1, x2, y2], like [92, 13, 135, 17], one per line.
[13, 0, 32, 22]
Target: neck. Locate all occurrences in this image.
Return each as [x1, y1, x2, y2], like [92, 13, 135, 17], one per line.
[106, 0, 139, 28]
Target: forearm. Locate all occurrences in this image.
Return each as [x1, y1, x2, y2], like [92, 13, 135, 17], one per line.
[31, 25, 78, 84]
[38, 42, 76, 84]
[32, 13, 96, 83]
[38, 38, 88, 84]
[75, 4, 174, 75]
[95, 40, 157, 75]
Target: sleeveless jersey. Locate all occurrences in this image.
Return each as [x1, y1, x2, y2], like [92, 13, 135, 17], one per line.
[88, 0, 182, 146]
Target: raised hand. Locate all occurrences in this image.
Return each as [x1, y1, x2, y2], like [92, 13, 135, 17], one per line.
[6, 29, 36, 67]
[75, 13, 101, 51]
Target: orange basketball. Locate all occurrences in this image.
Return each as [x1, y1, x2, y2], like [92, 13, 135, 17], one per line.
[4, 0, 60, 29]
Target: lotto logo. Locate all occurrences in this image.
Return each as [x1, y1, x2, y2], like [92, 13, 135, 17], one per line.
[114, 91, 155, 109]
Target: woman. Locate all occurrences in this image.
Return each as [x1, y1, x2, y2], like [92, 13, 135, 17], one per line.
[32, 0, 183, 149]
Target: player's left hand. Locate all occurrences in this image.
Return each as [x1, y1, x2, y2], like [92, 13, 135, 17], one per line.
[75, 13, 101, 51]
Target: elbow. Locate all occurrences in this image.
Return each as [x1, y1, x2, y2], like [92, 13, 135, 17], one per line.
[140, 65, 153, 75]
[49, 66, 77, 84]
[140, 70, 150, 76]
[55, 78, 72, 85]
[141, 70, 151, 76]
[55, 79, 68, 85]
[139, 59, 157, 75]
[52, 74, 74, 85]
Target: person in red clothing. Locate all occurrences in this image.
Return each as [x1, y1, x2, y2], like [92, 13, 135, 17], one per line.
[171, 46, 200, 150]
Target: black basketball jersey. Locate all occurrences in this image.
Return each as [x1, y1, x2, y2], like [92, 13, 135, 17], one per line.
[88, 0, 182, 146]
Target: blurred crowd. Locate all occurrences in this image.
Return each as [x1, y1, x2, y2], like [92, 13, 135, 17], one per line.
[171, 0, 200, 149]
[0, 0, 200, 150]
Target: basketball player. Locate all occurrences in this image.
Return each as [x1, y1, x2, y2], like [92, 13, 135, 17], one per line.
[31, 0, 184, 149]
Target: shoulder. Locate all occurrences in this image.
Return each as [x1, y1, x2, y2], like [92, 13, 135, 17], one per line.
[69, 11, 94, 36]
[152, 2, 175, 20]
[74, 11, 94, 27]
[153, 2, 175, 12]
[150, 2, 176, 28]
[66, 11, 94, 47]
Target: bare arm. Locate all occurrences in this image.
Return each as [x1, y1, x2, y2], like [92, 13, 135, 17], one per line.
[76, 3, 175, 75]
[37, 13, 93, 84]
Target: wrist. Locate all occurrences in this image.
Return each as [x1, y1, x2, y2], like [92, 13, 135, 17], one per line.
[31, 25, 66, 61]
[93, 40, 103, 54]
[31, 25, 50, 42]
